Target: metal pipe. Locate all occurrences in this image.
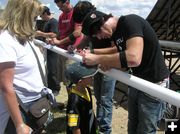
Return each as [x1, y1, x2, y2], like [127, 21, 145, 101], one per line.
[34, 39, 180, 108]
[159, 40, 180, 50]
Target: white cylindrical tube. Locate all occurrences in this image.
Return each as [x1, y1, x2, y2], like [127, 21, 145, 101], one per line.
[34, 39, 180, 108]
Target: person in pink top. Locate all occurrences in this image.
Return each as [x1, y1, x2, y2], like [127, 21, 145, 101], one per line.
[53, 0, 83, 49]
[53, 0, 83, 90]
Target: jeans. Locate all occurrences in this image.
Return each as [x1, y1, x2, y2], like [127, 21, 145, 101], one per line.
[94, 73, 116, 134]
[128, 78, 169, 134]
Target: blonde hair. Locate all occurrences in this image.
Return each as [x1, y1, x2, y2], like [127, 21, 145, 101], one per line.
[0, 0, 43, 44]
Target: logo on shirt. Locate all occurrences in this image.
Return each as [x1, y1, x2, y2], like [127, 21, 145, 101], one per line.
[62, 19, 70, 23]
[115, 37, 124, 45]
[115, 37, 124, 51]
[116, 37, 124, 45]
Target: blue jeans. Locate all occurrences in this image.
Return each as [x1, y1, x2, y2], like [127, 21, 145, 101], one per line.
[128, 78, 169, 134]
[94, 73, 116, 134]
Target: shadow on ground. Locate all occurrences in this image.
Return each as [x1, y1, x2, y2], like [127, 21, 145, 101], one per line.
[113, 81, 128, 111]
[45, 109, 67, 134]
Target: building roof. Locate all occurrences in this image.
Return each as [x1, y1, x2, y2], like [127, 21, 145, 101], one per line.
[146, 0, 180, 41]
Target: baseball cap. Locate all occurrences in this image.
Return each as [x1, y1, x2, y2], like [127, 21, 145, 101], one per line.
[42, 6, 50, 14]
[65, 62, 98, 84]
[82, 10, 107, 36]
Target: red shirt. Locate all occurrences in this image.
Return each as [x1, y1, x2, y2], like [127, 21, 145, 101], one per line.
[58, 9, 82, 50]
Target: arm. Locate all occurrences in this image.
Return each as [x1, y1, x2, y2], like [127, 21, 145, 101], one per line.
[36, 30, 56, 38]
[0, 62, 31, 134]
[125, 36, 143, 67]
[76, 36, 91, 49]
[78, 37, 118, 54]
[93, 45, 118, 54]
[53, 24, 82, 47]
[83, 37, 143, 69]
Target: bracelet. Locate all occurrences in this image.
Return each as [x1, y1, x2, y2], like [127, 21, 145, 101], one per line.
[119, 51, 128, 68]
[69, 34, 76, 41]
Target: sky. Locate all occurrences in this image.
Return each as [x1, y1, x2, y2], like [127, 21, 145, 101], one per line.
[0, 0, 157, 19]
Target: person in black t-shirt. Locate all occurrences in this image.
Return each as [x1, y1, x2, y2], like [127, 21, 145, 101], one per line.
[36, 6, 60, 96]
[72, 2, 116, 133]
[81, 10, 170, 134]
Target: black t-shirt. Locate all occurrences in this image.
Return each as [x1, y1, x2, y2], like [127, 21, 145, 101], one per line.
[66, 87, 97, 134]
[91, 38, 112, 49]
[112, 14, 169, 82]
[44, 18, 58, 34]
[39, 18, 58, 42]
[44, 18, 58, 55]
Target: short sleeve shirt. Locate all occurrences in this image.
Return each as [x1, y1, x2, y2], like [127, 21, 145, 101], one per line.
[0, 30, 44, 103]
[112, 14, 169, 82]
[58, 9, 82, 50]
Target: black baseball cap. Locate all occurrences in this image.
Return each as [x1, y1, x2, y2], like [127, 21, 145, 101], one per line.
[82, 10, 107, 36]
[42, 6, 50, 14]
[65, 62, 98, 84]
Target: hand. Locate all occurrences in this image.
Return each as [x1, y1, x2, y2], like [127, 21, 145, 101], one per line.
[82, 53, 99, 65]
[46, 37, 53, 44]
[67, 45, 76, 53]
[16, 123, 33, 134]
[79, 49, 90, 56]
[72, 29, 81, 37]
[53, 38, 63, 46]
[48, 32, 57, 38]
[98, 64, 111, 71]
[47, 38, 61, 45]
